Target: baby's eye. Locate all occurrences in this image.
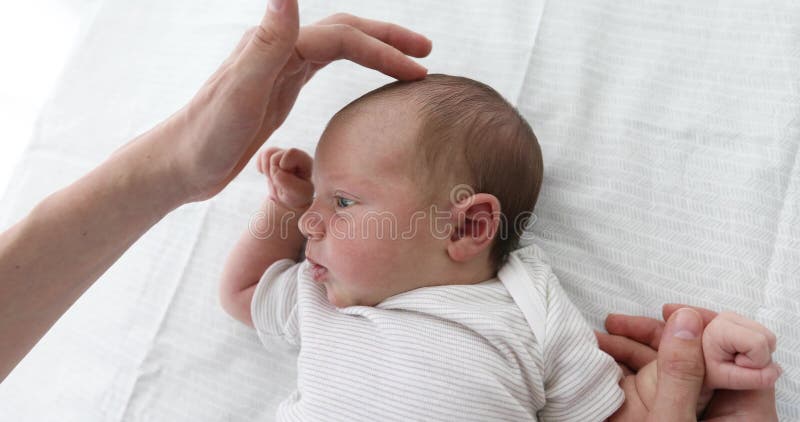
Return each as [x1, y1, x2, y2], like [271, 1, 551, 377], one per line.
[335, 196, 355, 209]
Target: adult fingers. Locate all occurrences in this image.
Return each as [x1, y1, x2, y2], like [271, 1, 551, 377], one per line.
[605, 313, 665, 350]
[278, 148, 313, 180]
[199, 27, 259, 89]
[315, 13, 432, 58]
[237, 0, 300, 83]
[662, 303, 718, 326]
[296, 24, 427, 81]
[605, 303, 719, 352]
[648, 308, 706, 422]
[595, 331, 658, 371]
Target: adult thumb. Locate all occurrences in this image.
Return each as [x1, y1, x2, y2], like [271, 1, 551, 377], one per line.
[238, 0, 300, 81]
[648, 308, 706, 422]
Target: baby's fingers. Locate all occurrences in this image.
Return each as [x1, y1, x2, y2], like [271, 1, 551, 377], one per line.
[705, 318, 774, 369]
[717, 311, 777, 354]
[269, 148, 284, 180]
[273, 169, 314, 209]
[258, 147, 283, 174]
[703, 315, 783, 390]
[594, 330, 657, 371]
[710, 361, 782, 390]
[278, 148, 313, 180]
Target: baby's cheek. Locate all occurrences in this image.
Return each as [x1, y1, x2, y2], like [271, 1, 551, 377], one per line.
[345, 239, 397, 281]
[333, 238, 378, 280]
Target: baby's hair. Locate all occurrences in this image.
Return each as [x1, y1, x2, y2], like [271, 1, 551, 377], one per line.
[332, 74, 543, 271]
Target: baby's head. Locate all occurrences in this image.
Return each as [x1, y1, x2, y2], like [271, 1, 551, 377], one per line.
[299, 74, 543, 307]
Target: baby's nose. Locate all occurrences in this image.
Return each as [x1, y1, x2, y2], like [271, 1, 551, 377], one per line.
[298, 210, 325, 240]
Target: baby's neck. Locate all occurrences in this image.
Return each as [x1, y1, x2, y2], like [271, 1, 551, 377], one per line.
[435, 258, 496, 287]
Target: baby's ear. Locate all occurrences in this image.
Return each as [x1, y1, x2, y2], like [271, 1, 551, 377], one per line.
[446, 193, 501, 263]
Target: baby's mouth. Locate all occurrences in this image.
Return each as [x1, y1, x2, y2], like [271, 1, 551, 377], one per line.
[306, 257, 328, 283]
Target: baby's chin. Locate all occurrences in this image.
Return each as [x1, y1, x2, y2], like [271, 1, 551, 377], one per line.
[323, 283, 351, 308]
[323, 282, 372, 308]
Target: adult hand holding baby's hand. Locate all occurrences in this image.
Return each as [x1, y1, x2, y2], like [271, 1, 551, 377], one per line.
[257, 147, 314, 212]
[155, 0, 431, 204]
[598, 304, 779, 421]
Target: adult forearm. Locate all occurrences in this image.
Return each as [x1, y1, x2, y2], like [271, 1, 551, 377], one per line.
[0, 125, 186, 382]
[0, 0, 433, 383]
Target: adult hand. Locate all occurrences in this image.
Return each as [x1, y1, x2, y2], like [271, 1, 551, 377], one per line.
[597, 304, 778, 421]
[155, 0, 431, 202]
[0, 0, 430, 382]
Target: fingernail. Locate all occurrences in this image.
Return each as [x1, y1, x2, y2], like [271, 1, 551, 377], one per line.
[268, 0, 285, 13]
[670, 308, 701, 340]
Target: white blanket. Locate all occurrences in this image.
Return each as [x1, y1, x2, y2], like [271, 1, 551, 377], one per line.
[1, 0, 797, 420]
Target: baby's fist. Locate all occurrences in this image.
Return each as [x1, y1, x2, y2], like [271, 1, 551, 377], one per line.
[257, 147, 314, 211]
[703, 311, 782, 390]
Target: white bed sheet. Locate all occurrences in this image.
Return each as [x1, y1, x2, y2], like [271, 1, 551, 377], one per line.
[0, 0, 797, 420]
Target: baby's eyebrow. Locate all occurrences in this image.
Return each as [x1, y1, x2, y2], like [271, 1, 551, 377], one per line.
[311, 174, 372, 198]
[311, 170, 339, 188]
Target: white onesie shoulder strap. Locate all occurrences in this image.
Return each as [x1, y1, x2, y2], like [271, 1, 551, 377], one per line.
[497, 245, 549, 346]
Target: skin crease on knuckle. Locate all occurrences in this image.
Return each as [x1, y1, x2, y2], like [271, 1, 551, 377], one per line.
[662, 355, 705, 384]
[252, 24, 284, 51]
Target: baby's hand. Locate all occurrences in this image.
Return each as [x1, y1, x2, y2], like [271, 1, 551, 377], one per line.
[257, 147, 314, 212]
[703, 311, 781, 390]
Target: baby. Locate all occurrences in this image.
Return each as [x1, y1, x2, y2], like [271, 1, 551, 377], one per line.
[220, 74, 780, 420]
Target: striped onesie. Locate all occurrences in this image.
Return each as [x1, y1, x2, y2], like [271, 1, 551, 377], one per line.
[251, 244, 624, 421]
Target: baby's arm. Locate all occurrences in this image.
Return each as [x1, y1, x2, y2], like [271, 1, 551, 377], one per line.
[609, 311, 781, 420]
[219, 148, 313, 327]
